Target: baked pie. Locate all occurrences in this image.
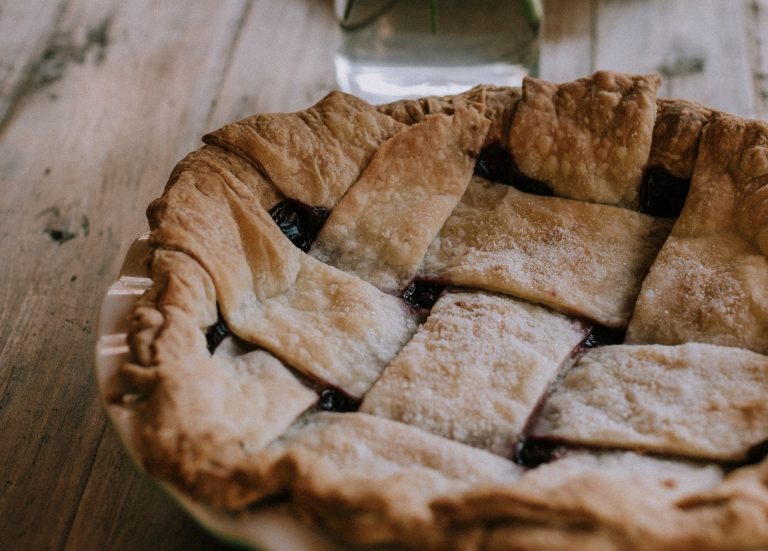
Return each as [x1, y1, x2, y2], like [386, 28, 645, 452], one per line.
[113, 71, 768, 550]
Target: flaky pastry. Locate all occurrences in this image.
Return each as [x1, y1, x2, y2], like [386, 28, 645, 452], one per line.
[113, 72, 768, 551]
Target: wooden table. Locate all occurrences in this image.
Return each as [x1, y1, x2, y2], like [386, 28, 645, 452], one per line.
[1, 1, 766, 549]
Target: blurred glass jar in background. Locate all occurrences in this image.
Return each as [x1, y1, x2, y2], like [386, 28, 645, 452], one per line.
[334, 0, 541, 104]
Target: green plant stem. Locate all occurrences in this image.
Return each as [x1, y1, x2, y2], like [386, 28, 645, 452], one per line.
[342, 0, 540, 34]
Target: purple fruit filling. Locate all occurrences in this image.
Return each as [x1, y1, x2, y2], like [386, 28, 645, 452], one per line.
[318, 388, 360, 412]
[640, 167, 690, 218]
[269, 200, 330, 252]
[746, 439, 768, 465]
[513, 437, 564, 468]
[205, 314, 230, 354]
[401, 280, 445, 310]
[474, 146, 553, 196]
[583, 325, 626, 348]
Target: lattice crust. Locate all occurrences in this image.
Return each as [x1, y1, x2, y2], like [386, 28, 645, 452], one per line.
[627, 114, 768, 354]
[648, 98, 713, 178]
[311, 107, 489, 292]
[420, 175, 673, 327]
[533, 343, 768, 461]
[119, 72, 768, 551]
[509, 72, 660, 209]
[146, 144, 417, 399]
[203, 91, 404, 209]
[360, 291, 587, 455]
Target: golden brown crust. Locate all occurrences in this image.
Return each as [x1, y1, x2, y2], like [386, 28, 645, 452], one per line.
[115, 72, 768, 550]
[534, 343, 768, 461]
[166, 144, 284, 210]
[148, 142, 417, 398]
[648, 98, 713, 178]
[376, 85, 490, 124]
[122, 248, 316, 510]
[509, 71, 660, 209]
[225, 252, 418, 399]
[247, 412, 522, 546]
[311, 107, 489, 292]
[430, 451, 768, 551]
[421, 176, 673, 327]
[378, 85, 521, 148]
[204, 91, 403, 209]
[124, 249, 217, 393]
[627, 114, 768, 354]
[360, 291, 586, 455]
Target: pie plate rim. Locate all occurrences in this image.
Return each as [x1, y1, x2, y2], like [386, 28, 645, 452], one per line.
[93, 233, 364, 551]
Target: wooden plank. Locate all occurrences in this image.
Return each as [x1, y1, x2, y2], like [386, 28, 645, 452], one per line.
[205, 0, 339, 131]
[749, 0, 768, 119]
[540, 0, 594, 82]
[593, 0, 756, 117]
[0, 1, 251, 549]
[0, 0, 67, 127]
[66, 3, 340, 549]
[64, 431, 230, 551]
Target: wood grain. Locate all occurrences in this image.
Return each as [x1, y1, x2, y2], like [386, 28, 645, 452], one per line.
[0, 0, 67, 129]
[593, 0, 756, 116]
[64, 430, 229, 550]
[205, 0, 339, 131]
[0, 1, 765, 550]
[0, 0, 250, 549]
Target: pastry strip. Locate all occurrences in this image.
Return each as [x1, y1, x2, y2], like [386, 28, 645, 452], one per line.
[231, 252, 417, 399]
[420, 177, 673, 327]
[378, 84, 520, 148]
[509, 71, 660, 209]
[204, 91, 403, 208]
[533, 343, 768, 461]
[360, 291, 587, 455]
[148, 147, 415, 398]
[627, 114, 768, 353]
[648, 98, 713, 178]
[433, 451, 723, 550]
[311, 107, 489, 292]
[250, 412, 522, 544]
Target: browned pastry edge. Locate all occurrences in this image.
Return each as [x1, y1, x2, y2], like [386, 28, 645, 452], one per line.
[648, 98, 714, 178]
[377, 85, 519, 148]
[118, 73, 768, 551]
[380, 87, 712, 180]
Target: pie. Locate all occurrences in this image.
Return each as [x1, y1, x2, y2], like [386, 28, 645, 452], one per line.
[114, 71, 768, 550]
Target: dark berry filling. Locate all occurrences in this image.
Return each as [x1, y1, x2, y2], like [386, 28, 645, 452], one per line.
[318, 388, 360, 412]
[474, 145, 553, 196]
[583, 325, 626, 348]
[401, 280, 445, 310]
[639, 167, 691, 218]
[746, 439, 768, 465]
[205, 315, 231, 354]
[269, 200, 330, 252]
[513, 438, 564, 468]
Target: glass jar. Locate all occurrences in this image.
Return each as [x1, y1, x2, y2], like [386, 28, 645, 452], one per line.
[334, 0, 541, 103]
